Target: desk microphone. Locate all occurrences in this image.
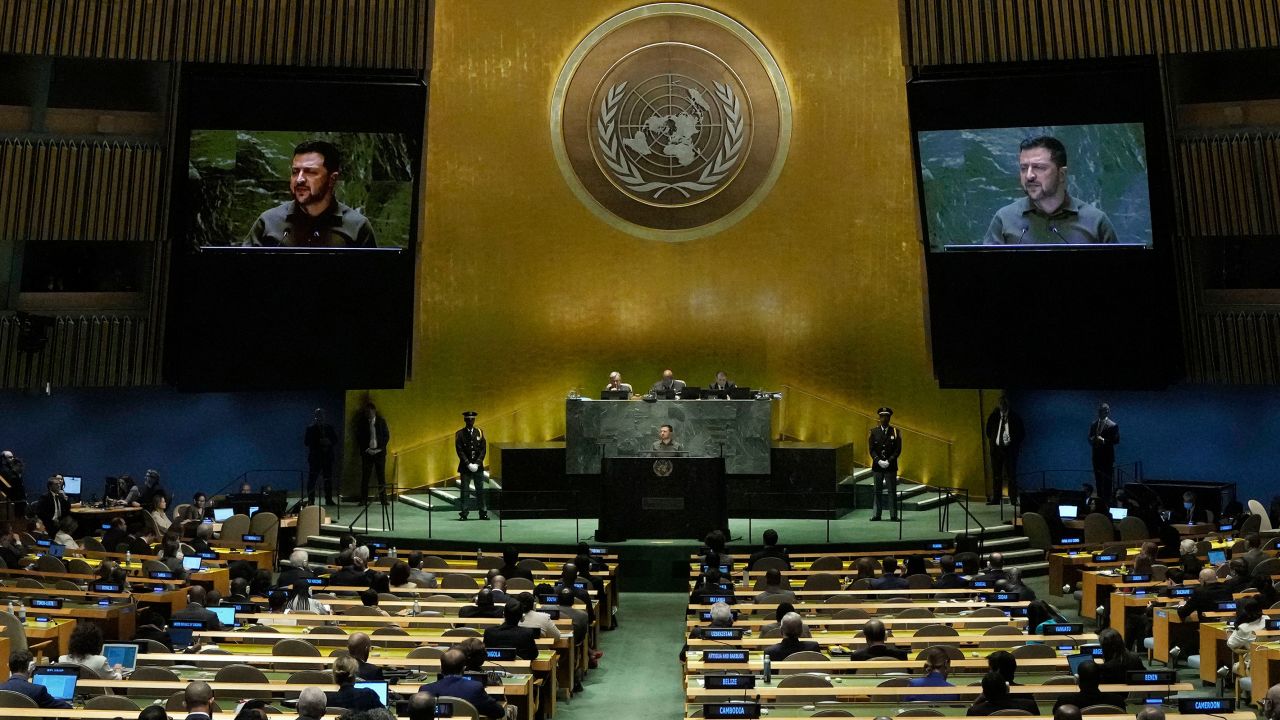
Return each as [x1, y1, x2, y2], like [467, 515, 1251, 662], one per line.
[1017, 226, 1029, 243]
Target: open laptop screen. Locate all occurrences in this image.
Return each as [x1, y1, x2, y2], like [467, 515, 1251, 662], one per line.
[212, 507, 234, 522]
[355, 681, 388, 706]
[32, 665, 78, 701]
[102, 643, 139, 672]
[209, 606, 236, 627]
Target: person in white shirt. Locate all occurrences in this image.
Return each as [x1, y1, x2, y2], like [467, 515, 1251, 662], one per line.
[1228, 596, 1267, 671]
[52, 515, 80, 551]
[59, 622, 122, 680]
[516, 591, 561, 639]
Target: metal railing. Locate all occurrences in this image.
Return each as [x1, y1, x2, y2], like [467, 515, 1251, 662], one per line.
[744, 491, 851, 543]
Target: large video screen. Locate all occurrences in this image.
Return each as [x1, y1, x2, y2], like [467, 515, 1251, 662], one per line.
[918, 123, 1152, 252]
[188, 130, 415, 249]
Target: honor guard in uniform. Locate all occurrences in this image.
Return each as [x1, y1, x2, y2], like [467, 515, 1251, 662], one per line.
[868, 407, 903, 522]
[455, 411, 489, 521]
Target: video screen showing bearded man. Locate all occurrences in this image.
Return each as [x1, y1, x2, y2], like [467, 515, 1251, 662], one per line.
[983, 135, 1117, 245]
[243, 140, 376, 248]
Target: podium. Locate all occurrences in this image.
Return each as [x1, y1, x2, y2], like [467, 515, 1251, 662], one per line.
[597, 455, 727, 541]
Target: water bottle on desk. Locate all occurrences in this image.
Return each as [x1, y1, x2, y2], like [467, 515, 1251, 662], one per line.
[18, 603, 25, 623]
[412, 597, 421, 616]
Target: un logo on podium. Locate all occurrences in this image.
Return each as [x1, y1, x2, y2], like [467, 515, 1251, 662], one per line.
[552, 3, 792, 242]
[652, 459, 675, 477]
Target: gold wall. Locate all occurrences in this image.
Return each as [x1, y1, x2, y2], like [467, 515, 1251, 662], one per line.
[346, 0, 989, 494]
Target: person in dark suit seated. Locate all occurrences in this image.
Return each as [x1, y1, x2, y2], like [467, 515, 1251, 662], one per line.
[1171, 491, 1210, 525]
[1242, 533, 1268, 575]
[967, 670, 1040, 716]
[999, 566, 1037, 601]
[764, 612, 821, 662]
[0, 651, 72, 709]
[1097, 627, 1146, 683]
[554, 563, 596, 626]
[99, 517, 129, 554]
[754, 568, 798, 604]
[904, 646, 958, 701]
[747, 525, 783, 568]
[1053, 659, 1124, 711]
[483, 601, 540, 660]
[420, 647, 505, 719]
[182, 680, 216, 720]
[708, 371, 737, 393]
[972, 552, 1008, 585]
[172, 586, 223, 631]
[330, 550, 374, 589]
[347, 632, 384, 682]
[32, 475, 70, 540]
[406, 690, 438, 720]
[934, 555, 967, 589]
[986, 650, 1030, 694]
[326, 655, 384, 711]
[1179, 567, 1233, 622]
[497, 546, 534, 582]
[460, 588, 505, 619]
[871, 558, 909, 591]
[187, 522, 214, 555]
[849, 619, 908, 661]
[689, 567, 734, 605]
[276, 549, 317, 589]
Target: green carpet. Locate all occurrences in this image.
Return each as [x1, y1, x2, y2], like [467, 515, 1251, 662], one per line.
[555, 592, 686, 719]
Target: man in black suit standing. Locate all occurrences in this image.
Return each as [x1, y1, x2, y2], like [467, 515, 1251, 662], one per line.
[354, 402, 390, 503]
[985, 395, 1025, 505]
[1088, 403, 1120, 503]
[869, 407, 902, 522]
[455, 411, 488, 521]
[482, 601, 540, 660]
[304, 408, 339, 505]
[32, 475, 69, 537]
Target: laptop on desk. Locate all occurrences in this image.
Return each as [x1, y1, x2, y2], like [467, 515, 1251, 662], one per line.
[102, 642, 139, 674]
[32, 664, 79, 702]
[212, 507, 234, 523]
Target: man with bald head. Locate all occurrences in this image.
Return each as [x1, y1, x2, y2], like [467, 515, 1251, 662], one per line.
[347, 632, 383, 681]
[1179, 567, 1233, 621]
[850, 619, 908, 661]
[172, 586, 223, 631]
[407, 690, 438, 720]
[764, 612, 821, 661]
[183, 680, 215, 720]
[974, 552, 1008, 585]
[650, 369, 685, 397]
[297, 686, 327, 720]
[419, 648, 504, 719]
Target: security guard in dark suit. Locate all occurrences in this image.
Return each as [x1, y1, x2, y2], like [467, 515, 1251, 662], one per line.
[455, 411, 488, 520]
[868, 407, 902, 522]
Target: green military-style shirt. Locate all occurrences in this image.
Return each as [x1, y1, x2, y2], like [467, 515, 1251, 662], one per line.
[983, 195, 1117, 245]
[243, 200, 376, 247]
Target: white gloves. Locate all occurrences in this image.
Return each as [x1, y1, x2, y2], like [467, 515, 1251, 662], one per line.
[877, 460, 889, 469]
[467, 463, 479, 473]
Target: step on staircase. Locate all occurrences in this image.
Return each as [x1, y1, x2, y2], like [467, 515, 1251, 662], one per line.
[294, 530, 344, 564]
[397, 476, 504, 514]
[951, 521, 1048, 578]
[842, 467, 960, 515]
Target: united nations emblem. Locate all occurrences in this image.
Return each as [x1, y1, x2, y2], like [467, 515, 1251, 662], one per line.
[652, 459, 675, 477]
[552, 3, 792, 242]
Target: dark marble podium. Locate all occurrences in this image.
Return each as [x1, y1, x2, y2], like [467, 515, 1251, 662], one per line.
[565, 398, 772, 475]
[597, 455, 727, 541]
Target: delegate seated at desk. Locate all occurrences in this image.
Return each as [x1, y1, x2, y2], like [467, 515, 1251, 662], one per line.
[604, 371, 632, 394]
[650, 368, 686, 395]
[650, 424, 684, 456]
